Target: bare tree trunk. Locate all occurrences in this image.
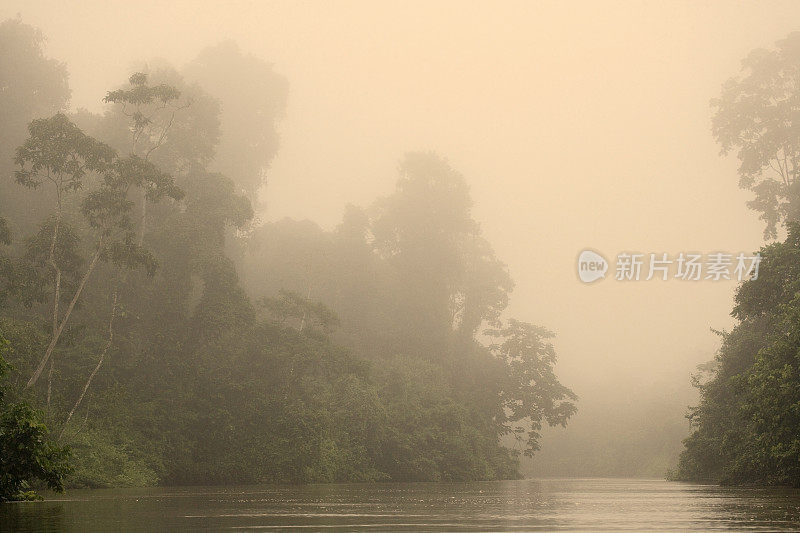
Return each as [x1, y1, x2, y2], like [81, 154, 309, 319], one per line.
[60, 289, 118, 440]
[136, 106, 179, 247]
[138, 188, 147, 246]
[46, 208, 62, 410]
[46, 359, 54, 411]
[49, 213, 62, 338]
[298, 284, 312, 333]
[26, 242, 103, 389]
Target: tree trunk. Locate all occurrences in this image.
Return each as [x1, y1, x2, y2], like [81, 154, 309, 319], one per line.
[46, 358, 54, 411]
[138, 187, 147, 246]
[49, 212, 62, 338]
[46, 209, 62, 410]
[60, 289, 118, 440]
[26, 241, 103, 389]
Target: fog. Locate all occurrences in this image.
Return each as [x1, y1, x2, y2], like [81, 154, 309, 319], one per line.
[2, 0, 796, 478]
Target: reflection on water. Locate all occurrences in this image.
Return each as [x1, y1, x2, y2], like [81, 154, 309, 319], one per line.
[3, 478, 800, 531]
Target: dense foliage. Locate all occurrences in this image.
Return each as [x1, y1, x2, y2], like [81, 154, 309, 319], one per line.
[0, 334, 71, 502]
[673, 224, 800, 485]
[712, 31, 800, 238]
[675, 31, 800, 486]
[0, 18, 575, 492]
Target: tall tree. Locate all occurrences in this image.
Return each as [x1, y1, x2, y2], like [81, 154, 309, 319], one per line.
[0, 18, 69, 160]
[17, 116, 181, 390]
[712, 31, 800, 237]
[184, 41, 288, 200]
[56, 154, 179, 419]
[14, 115, 114, 389]
[371, 152, 512, 358]
[0, 18, 71, 234]
[675, 30, 800, 486]
[103, 72, 190, 245]
[486, 319, 577, 457]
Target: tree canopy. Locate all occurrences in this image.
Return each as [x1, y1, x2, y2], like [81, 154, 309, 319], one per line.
[713, 31, 800, 237]
[0, 18, 575, 494]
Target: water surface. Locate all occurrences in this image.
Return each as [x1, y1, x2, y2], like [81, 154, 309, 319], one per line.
[3, 478, 800, 531]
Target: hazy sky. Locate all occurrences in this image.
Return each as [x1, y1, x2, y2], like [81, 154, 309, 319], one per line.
[3, 0, 798, 452]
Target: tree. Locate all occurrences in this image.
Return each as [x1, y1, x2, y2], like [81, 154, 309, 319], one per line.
[103, 72, 190, 245]
[712, 31, 800, 238]
[371, 152, 512, 358]
[14, 114, 114, 389]
[486, 319, 577, 457]
[0, 18, 71, 236]
[184, 41, 288, 199]
[1, 20, 577, 487]
[56, 153, 180, 428]
[0, 18, 69, 160]
[675, 31, 800, 485]
[17, 117, 180, 390]
[261, 289, 340, 334]
[0, 333, 71, 502]
[674, 224, 800, 484]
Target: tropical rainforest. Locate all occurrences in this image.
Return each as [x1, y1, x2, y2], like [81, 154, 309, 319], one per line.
[674, 32, 800, 486]
[0, 18, 577, 500]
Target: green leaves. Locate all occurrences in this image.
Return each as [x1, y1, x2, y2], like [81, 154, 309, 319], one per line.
[0, 334, 72, 502]
[104, 155, 183, 202]
[14, 113, 115, 191]
[712, 32, 800, 238]
[0, 217, 10, 246]
[13, 114, 174, 274]
[0, 402, 72, 501]
[1, 37, 584, 489]
[80, 185, 134, 233]
[25, 217, 84, 276]
[677, 224, 800, 485]
[103, 72, 187, 146]
[101, 238, 157, 277]
[486, 319, 578, 457]
[260, 289, 340, 334]
[104, 72, 182, 108]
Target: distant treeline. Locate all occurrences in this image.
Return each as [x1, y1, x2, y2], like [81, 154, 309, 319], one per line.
[0, 18, 575, 493]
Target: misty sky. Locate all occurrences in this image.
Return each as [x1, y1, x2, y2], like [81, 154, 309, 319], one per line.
[3, 0, 798, 446]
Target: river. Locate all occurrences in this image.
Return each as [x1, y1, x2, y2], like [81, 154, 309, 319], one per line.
[3, 478, 800, 531]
